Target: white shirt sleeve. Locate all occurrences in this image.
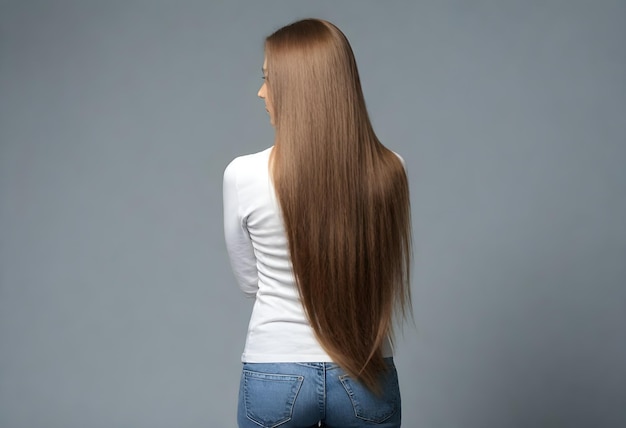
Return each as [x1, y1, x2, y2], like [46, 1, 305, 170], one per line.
[223, 158, 259, 297]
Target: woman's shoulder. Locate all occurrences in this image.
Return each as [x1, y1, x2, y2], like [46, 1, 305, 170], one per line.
[383, 147, 406, 171]
[392, 151, 406, 170]
[223, 146, 273, 184]
[225, 146, 272, 169]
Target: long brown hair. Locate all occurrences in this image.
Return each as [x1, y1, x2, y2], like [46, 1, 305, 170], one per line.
[265, 19, 412, 392]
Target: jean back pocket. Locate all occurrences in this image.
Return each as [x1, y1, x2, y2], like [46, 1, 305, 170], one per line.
[339, 365, 400, 424]
[243, 370, 304, 427]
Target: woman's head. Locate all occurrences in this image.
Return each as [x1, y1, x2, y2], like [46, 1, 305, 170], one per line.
[260, 19, 369, 135]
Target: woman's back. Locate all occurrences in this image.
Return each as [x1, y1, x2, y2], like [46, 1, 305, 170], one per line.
[224, 146, 396, 362]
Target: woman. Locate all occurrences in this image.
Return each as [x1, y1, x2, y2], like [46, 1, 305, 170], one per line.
[223, 18, 412, 428]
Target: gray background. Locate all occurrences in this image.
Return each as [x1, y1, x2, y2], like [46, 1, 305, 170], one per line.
[1, 1, 624, 427]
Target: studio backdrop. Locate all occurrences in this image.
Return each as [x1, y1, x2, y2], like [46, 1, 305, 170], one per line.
[0, 1, 624, 427]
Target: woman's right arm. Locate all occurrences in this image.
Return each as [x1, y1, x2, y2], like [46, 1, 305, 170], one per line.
[223, 158, 259, 297]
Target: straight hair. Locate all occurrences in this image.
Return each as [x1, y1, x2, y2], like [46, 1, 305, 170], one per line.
[265, 18, 412, 392]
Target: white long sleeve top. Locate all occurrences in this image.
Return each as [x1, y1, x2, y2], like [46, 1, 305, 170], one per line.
[223, 146, 392, 362]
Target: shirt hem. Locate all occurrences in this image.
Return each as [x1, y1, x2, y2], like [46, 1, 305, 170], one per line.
[241, 349, 394, 363]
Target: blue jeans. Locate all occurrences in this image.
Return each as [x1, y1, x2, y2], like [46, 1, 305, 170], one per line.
[237, 358, 401, 427]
